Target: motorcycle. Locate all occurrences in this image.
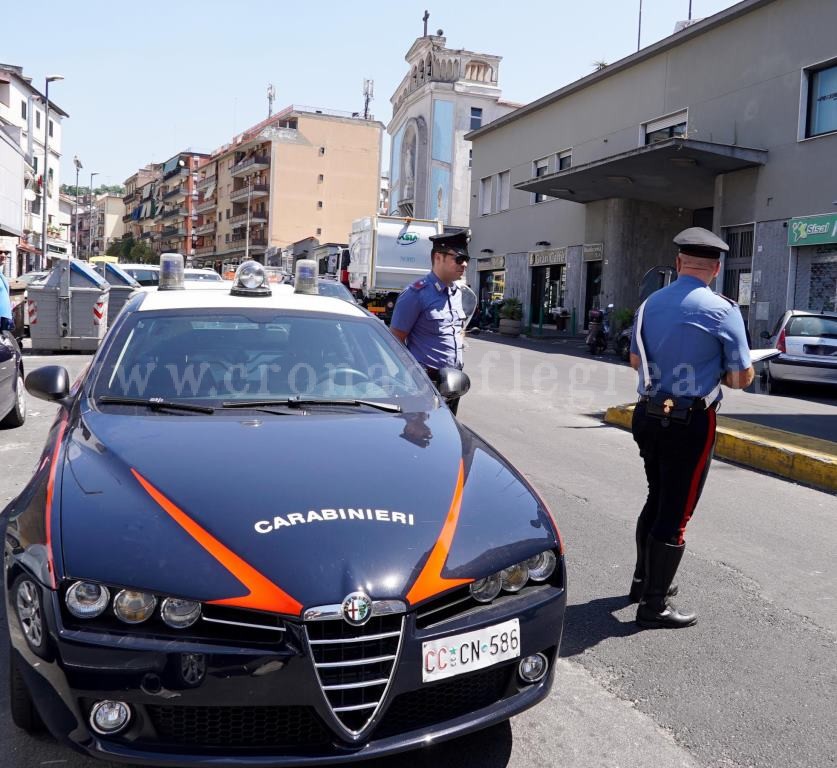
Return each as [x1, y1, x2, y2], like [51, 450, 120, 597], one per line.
[586, 303, 613, 355]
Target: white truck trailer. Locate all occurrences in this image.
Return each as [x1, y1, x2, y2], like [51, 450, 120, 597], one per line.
[347, 215, 442, 322]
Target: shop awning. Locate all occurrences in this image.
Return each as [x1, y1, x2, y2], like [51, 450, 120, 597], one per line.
[515, 138, 768, 210]
[16, 241, 41, 254]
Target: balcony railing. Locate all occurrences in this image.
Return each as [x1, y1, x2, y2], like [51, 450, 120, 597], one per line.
[194, 222, 215, 236]
[160, 207, 184, 220]
[196, 175, 216, 191]
[229, 211, 268, 226]
[123, 191, 137, 204]
[231, 155, 270, 178]
[195, 245, 216, 256]
[163, 184, 187, 201]
[229, 237, 267, 249]
[229, 184, 269, 202]
[194, 197, 216, 214]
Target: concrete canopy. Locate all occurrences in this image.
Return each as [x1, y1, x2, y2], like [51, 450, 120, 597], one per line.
[515, 138, 767, 210]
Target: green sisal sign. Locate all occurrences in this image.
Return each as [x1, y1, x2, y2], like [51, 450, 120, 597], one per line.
[788, 213, 837, 246]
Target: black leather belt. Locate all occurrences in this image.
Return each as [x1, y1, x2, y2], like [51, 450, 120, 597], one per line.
[638, 395, 718, 411]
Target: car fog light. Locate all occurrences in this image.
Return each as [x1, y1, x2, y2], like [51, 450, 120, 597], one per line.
[161, 597, 201, 629]
[526, 550, 557, 582]
[66, 581, 110, 619]
[518, 653, 548, 683]
[469, 573, 502, 604]
[113, 590, 156, 624]
[500, 563, 529, 592]
[90, 700, 131, 734]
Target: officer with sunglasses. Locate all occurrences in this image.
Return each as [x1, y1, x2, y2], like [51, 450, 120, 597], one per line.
[391, 229, 470, 415]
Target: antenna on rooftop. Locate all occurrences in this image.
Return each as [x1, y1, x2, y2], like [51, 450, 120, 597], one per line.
[267, 83, 276, 118]
[363, 79, 374, 120]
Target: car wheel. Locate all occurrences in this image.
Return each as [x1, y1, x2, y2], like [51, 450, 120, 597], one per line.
[9, 645, 44, 734]
[764, 367, 785, 395]
[13, 575, 47, 655]
[1, 370, 27, 428]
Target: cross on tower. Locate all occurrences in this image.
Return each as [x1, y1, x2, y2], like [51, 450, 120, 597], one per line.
[423, 10, 429, 36]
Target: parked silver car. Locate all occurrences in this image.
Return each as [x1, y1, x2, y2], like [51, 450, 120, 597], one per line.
[762, 310, 837, 393]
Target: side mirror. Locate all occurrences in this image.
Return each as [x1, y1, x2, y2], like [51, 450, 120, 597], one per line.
[26, 365, 71, 404]
[759, 330, 771, 340]
[437, 368, 471, 401]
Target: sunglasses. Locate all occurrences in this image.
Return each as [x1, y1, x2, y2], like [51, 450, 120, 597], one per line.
[440, 250, 469, 265]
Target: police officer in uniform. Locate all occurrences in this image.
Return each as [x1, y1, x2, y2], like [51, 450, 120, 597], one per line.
[390, 229, 469, 415]
[629, 227, 754, 629]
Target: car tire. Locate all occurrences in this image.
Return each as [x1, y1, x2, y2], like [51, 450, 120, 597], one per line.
[764, 367, 785, 396]
[9, 645, 44, 734]
[0, 370, 26, 428]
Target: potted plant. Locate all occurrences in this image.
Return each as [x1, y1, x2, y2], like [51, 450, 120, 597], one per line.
[498, 297, 523, 336]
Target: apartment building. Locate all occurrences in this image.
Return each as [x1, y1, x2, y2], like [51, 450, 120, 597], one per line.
[122, 165, 159, 243]
[467, 0, 837, 335]
[0, 63, 69, 274]
[154, 151, 207, 259]
[193, 105, 382, 269]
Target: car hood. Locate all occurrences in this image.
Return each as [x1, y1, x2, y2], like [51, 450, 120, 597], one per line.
[59, 407, 556, 613]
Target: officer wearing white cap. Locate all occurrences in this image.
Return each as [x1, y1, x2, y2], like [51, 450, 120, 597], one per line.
[391, 229, 469, 415]
[628, 226, 754, 628]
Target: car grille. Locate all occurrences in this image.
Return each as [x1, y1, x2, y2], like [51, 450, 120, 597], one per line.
[375, 663, 514, 739]
[305, 614, 403, 736]
[146, 704, 331, 748]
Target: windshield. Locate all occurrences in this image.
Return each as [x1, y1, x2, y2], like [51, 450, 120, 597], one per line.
[124, 268, 159, 286]
[90, 309, 433, 407]
[185, 271, 223, 282]
[786, 315, 837, 338]
[317, 281, 355, 302]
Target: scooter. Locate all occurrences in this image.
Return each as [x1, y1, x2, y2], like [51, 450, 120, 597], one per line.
[586, 303, 613, 355]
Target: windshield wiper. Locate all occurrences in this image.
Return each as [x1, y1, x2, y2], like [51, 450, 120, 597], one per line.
[221, 397, 402, 413]
[97, 396, 215, 414]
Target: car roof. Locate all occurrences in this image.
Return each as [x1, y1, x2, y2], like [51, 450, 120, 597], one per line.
[137, 284, 369, 317]
[787, 309, 837, 319]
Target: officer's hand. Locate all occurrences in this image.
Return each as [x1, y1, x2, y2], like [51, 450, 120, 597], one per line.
[723, 367, 755, 389]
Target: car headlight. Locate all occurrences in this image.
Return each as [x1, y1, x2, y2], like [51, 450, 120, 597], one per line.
[113, 590, 157, 624]
[161, 597, 201, 629]
[526, 550, 557, 582]
[468, 549, 559, 605]
[66, 581, 110, 618]
[469, 573, 502, 604]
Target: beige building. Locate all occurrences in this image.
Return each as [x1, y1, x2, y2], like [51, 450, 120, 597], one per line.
[92, 194, 126, 255]
[193, 105, 383, 268]
[122, 165, 159, 244]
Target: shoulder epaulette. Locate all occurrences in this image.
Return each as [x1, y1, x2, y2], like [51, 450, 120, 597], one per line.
[409, 278, 426, 290]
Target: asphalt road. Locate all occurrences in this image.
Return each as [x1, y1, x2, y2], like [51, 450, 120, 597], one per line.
[1, 343, 834, 768]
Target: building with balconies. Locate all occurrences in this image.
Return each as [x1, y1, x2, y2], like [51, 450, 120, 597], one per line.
[192, 105, 382, 269]
[0, 63, 69, 273]
[152, 150, 208, 259]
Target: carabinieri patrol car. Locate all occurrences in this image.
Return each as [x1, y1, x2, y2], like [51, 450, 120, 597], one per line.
[5, 259, 566, 765]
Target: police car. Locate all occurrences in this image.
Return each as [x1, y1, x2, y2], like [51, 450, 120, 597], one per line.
[5, 259, 566, 765]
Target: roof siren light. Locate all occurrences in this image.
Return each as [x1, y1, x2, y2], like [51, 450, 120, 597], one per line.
[158, 253, 185, 291]
[231, 260, 271, 296]
[294, 259, 319, 295]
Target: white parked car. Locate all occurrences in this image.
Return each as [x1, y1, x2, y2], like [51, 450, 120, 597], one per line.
[762, 310, 837, 393]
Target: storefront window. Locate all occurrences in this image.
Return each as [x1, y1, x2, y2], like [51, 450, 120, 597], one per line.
[807, 63, 837, 138]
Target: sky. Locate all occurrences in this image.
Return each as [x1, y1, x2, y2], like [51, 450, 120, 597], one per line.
[3, 0, 742, 189]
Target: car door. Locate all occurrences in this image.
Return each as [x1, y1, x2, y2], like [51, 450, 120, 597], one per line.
[0, 330, 16, 418]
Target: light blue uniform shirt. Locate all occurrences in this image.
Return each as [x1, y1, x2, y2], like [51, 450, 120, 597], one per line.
[0, 272, 12, 323]
[630, 275, 751, 401]
[391, 272, 465, 370]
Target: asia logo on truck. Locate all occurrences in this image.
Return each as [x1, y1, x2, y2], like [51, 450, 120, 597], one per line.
[397, 231, 419, 246]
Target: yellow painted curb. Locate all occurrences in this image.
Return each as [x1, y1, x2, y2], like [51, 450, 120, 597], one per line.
[603, 404, 837, 494]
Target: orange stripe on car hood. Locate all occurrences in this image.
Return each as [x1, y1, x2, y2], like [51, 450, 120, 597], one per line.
[131, 469, 302, 616]
[45, 415, 70, 589]
[406, 460, 473, 605]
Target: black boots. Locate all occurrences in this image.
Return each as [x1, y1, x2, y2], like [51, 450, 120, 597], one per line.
[629, 520, 678, 602]
[636, 538, 697, 628]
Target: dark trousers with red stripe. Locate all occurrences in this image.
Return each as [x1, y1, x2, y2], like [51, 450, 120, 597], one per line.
[631, 401, 718, 546]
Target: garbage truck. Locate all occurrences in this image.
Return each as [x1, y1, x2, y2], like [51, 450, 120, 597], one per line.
[347, 215, 442, 323]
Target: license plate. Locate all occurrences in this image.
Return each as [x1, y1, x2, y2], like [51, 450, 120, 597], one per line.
[421, 618, 520, 683]
[803, 344, 837, 356]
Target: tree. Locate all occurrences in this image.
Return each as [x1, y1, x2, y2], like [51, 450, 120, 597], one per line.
[129, 241, 157, 264]
[105, 240, 122, 257]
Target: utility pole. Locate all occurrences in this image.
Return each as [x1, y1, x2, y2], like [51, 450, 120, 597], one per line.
[88, 172, 98, 258]
[688, 0, 693, 20]
[73, 155, 82, 259]
[267, 83, 276, 118]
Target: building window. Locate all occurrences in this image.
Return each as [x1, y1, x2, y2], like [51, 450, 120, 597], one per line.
[226, 209, 230, 219]
[480, 177, 492, 215]
[218, 212, 222, 222]
[533, 158, 550, 203]
[318, 174, 324, 182]
[558, 150, 572, 170]
[316, 227, 322, 235]
[49, 119, 53, 138]
[469, 149, 472, 169]
[21, 100, 26, 120]
[317, 200, 323, 209]
[319, 147, 326, 156]
[35, 111, 41, 129]
[495, 170, 511, 212]
[806, 62, 837, 138]
[470, 107, 483, 131]
[643, 109, 688, 144]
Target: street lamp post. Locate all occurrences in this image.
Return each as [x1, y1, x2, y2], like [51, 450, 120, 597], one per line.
[245, 175, 252, 262]
[88, 172, 98, 258]
[41, 75, 63, 270]
[73, 155, 82, 259]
